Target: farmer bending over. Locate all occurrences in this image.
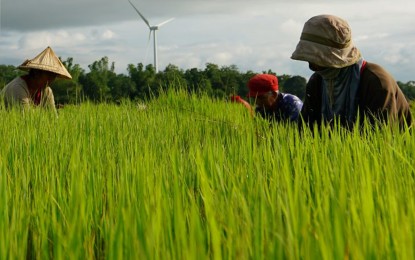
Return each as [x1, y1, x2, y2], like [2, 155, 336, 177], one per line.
[231, 74, 303, 122]
[1, 46, 72, 112]
[291, 14, 412, 129]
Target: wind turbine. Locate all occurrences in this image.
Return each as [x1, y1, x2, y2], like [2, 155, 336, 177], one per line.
[128, 0, 174, 73]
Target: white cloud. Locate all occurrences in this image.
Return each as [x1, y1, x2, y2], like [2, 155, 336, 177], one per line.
[211, 52, 233, 65]
[101, 30, 116, 40]
[280, 19, 304, 36]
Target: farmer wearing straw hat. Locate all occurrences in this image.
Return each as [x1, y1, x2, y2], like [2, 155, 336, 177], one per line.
[231, 74, 303, 122]
[1, 46, 72, 111]
[291, 14, 412, 129]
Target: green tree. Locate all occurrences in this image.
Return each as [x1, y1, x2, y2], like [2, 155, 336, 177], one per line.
[184, 68, 212, 94]
[205, 63, 223, 96]
[0, 65, 22, 89]
[398, 81, 415, 101]
[276, 74, 292, 91]
[52, 57, 85, 104]
[238, 70, 257, 98]
[220, 65, 240, 96]
[109, 74, 136, 103]
[262, 69, 277, 75]
[159, 64, 187, 90]
[127, 63, 157, 100]
[282, 75, 307, 100]
[80, 57, 115, 102]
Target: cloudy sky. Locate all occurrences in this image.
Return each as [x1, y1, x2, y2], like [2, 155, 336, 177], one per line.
[1, 0, 414, 81]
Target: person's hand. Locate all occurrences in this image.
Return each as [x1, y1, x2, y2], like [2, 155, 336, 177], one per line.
[230, 95, 254, 117]
[230, 95, 244, 103]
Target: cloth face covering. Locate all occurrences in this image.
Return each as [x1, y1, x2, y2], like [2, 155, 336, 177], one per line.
[318, 58, 365, 125]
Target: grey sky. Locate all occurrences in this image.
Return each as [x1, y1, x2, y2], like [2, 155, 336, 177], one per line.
[1, 0, 414, 81]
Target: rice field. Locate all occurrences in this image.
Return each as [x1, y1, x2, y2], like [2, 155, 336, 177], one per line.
[1, 89, 414, 259]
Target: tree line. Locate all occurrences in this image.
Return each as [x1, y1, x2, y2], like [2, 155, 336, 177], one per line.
[1, 56, 414, 104]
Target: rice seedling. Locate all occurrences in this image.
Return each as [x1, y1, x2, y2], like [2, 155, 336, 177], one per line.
[1, 89, 414, 259]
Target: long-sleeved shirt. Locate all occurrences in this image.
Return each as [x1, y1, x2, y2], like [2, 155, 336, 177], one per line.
[1, 77, 56, 112]
[256, 92, 303, 122]
[300, 62, 412, 128]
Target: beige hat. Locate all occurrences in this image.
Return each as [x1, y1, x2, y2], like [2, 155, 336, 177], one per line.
[291, 14, 361, 68]
[18, 46, 72, 79]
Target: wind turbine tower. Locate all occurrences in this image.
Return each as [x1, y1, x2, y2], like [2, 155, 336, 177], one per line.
[128, 0, 174, 73]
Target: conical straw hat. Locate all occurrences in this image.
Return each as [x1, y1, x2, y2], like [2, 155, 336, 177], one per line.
[18, 46, 72, 79]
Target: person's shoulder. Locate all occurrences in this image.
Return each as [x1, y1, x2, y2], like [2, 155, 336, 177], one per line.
[281, 93, 299, 100]
[362, 62, 395, 82]
[279, 93, 302, 121]
[360, 62, 398, 92]
[3, 77, 28, 94]
[5, 77, 27, 88]
[282, 93, 302, 102]
[305, 72, 322, 90]
[280, 93, 303, 111]
[44, 86, 54, 94]
[364, 62, 385, 71]
[308, 72, 322, 83]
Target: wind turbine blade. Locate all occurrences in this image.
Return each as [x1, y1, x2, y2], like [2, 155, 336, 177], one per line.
[128, 0, 151, 28]
[156, 18, 175, 28]
[147, 30, 152, 43]
[143, 31, 152, 64]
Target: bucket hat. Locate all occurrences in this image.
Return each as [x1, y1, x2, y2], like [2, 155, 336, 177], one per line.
[291, 14, 361, 68]
[247, 74, 278, 97]
[18, 46, 72, 79]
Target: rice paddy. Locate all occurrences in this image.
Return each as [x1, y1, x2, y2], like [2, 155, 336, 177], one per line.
[1, 89, 414, 259]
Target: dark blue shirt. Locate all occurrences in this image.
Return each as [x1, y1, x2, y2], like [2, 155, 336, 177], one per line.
[256, 93, 303, 122]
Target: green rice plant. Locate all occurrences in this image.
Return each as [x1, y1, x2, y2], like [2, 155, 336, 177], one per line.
[0, 88, 414, 259]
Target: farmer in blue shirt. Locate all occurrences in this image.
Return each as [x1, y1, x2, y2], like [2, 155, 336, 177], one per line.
[231, 74, 303, 122]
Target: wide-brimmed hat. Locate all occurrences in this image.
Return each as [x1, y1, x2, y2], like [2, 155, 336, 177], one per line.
[18, 46, 72, 79]
[247, 74, 278, 97]
[291, 14, 361, 68]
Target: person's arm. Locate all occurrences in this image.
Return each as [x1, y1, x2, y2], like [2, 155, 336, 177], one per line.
[284, 94, 303, 122]
[3, 78, 33, 110]
[41, 86, 58, 116]
[299, 74, 322, 127]
[230, 95, 254, 116]
[358, 64, 408, 126]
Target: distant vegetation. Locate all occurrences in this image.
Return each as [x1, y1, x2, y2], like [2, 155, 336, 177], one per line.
[1, 56, 414, 105]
